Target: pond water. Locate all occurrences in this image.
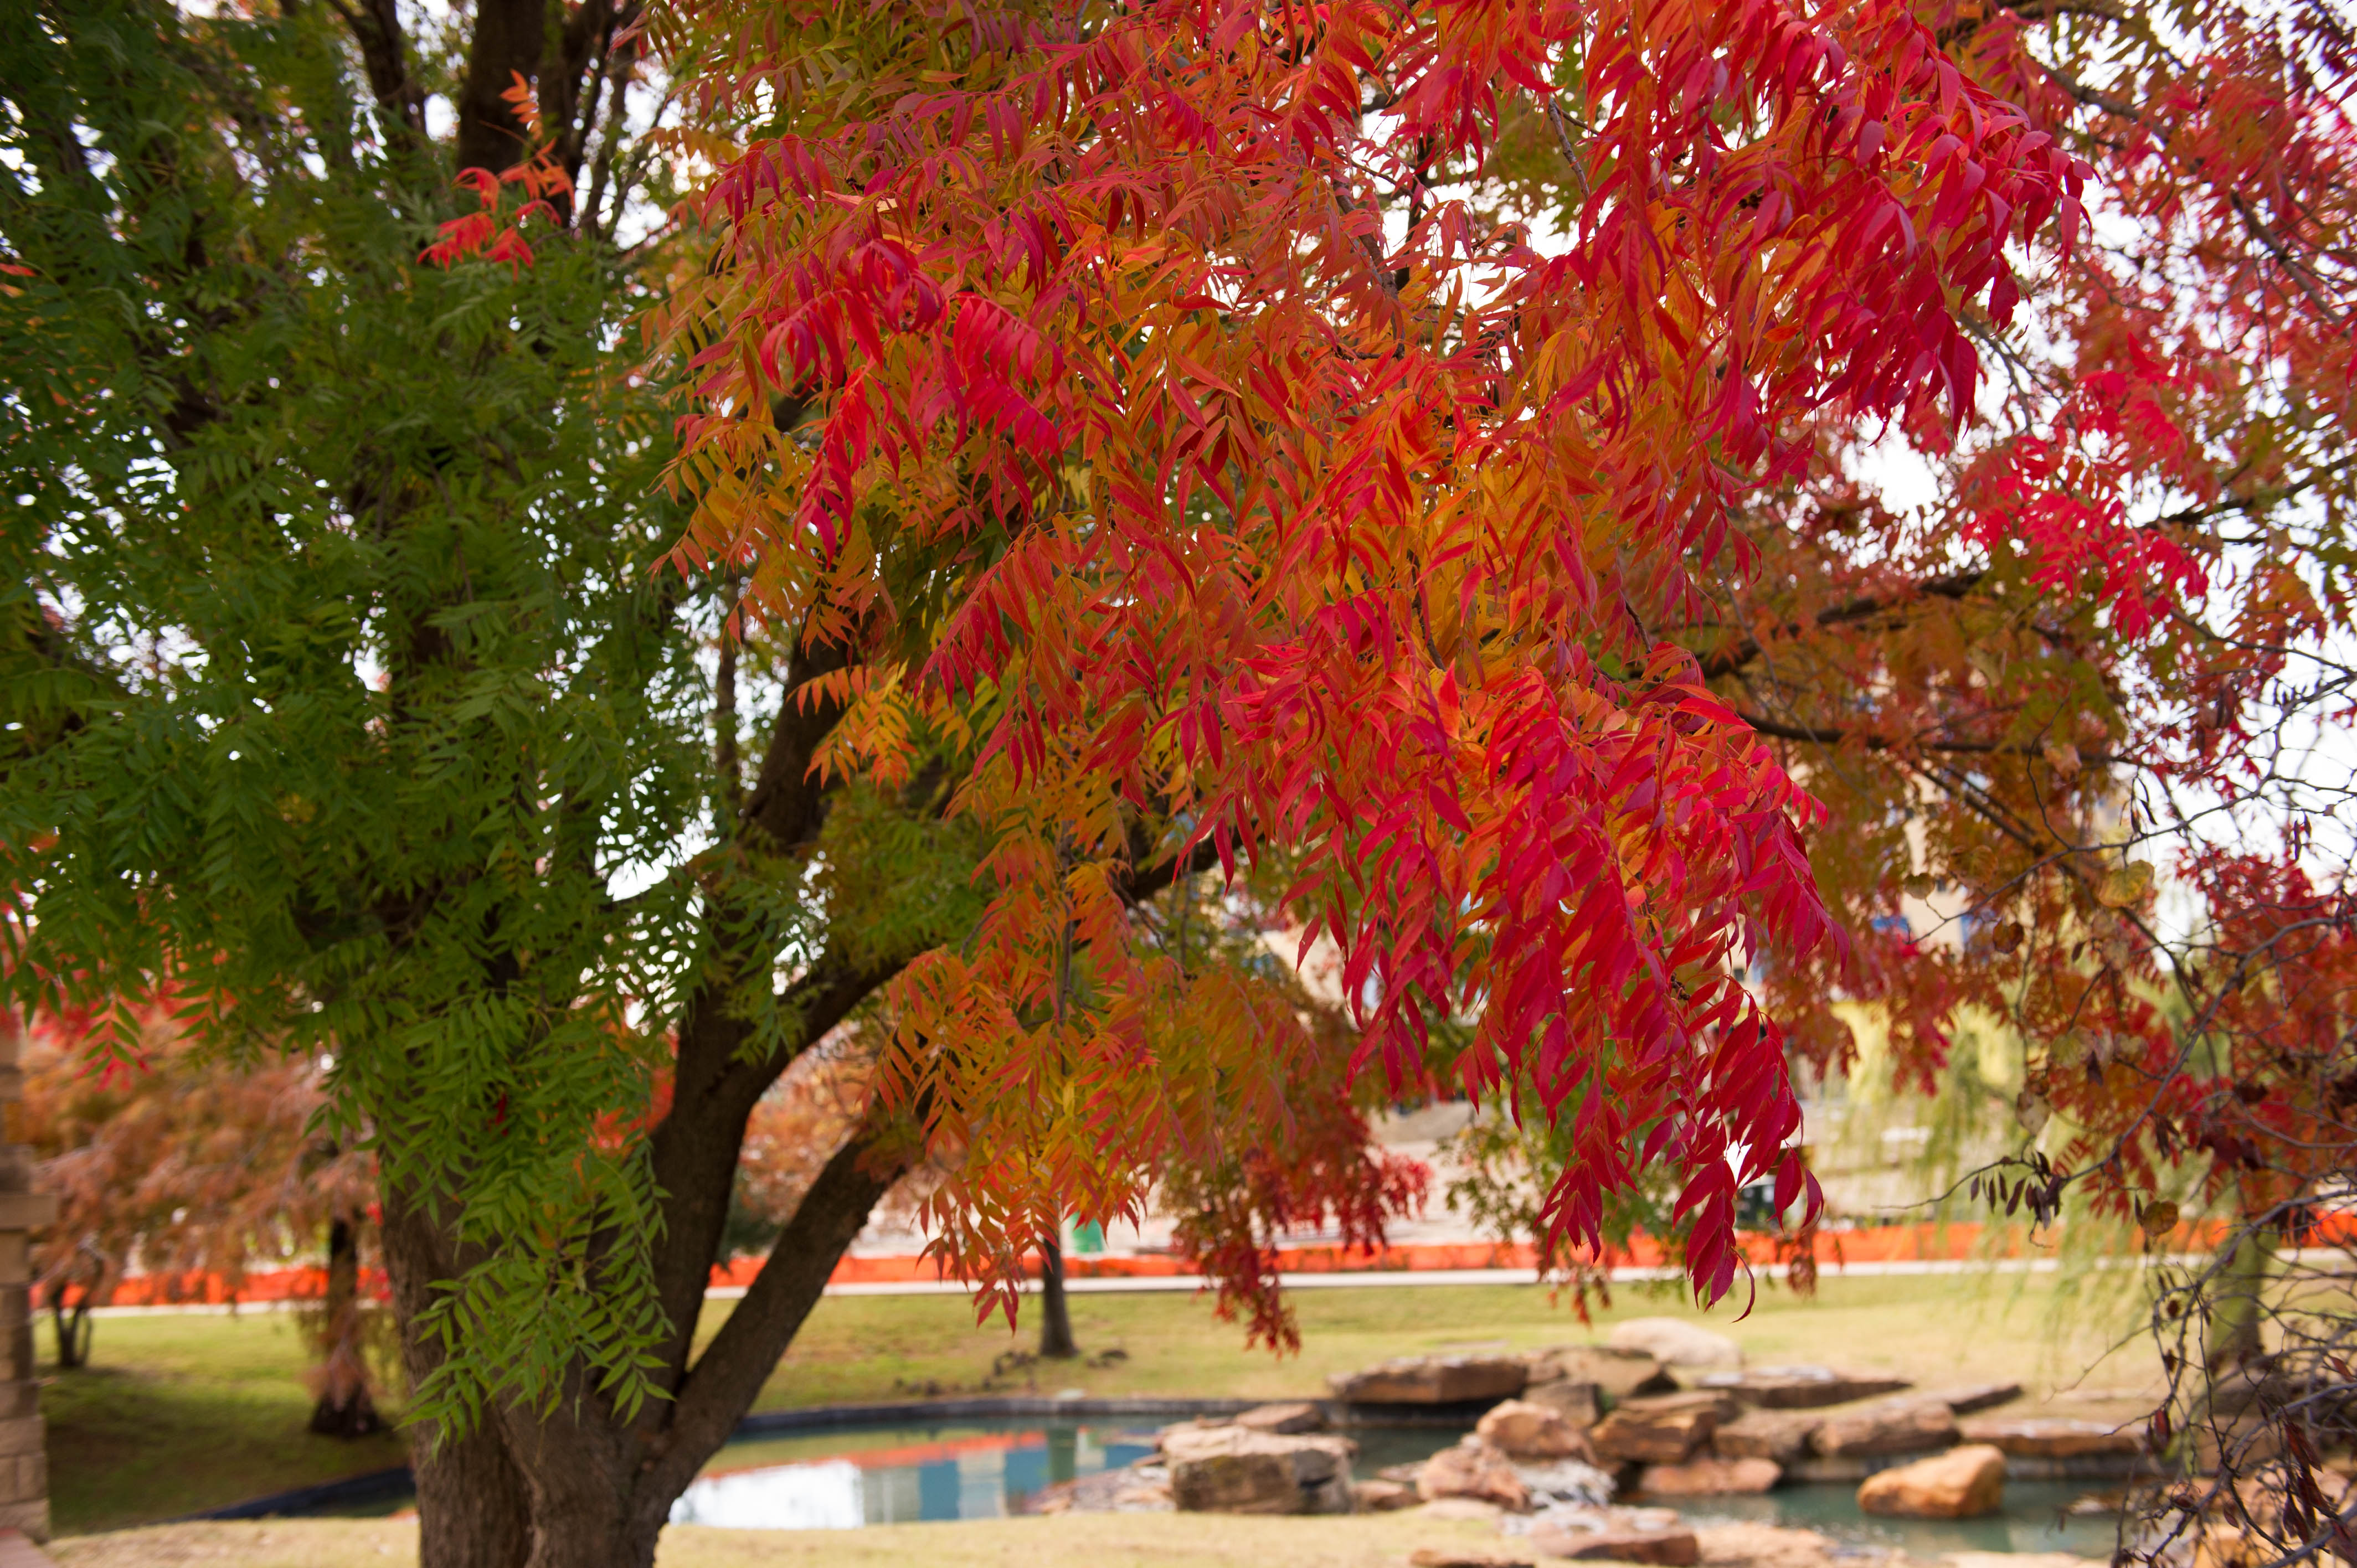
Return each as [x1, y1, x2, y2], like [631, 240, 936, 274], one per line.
[666, 1419, 1461, 1528]
[315, 1416, 2126, 1550]
[1664, 1480, 2122, 1560]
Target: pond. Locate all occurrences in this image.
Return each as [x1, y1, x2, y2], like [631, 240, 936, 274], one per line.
[311, 1416, 2126, 1551]
[665, 1419, 1461, 1528]
[1663, 1480, 2122, 1560]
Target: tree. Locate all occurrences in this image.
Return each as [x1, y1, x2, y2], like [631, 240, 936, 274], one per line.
[6, 2, 2109, 1566]
[1393, 0, 2357, 1545]
[0, 4, 1411, 1562]
[9, 1001, 384, 1432]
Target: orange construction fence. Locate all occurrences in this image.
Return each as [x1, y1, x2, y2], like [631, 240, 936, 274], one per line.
[97, 1210, 2353, 1308]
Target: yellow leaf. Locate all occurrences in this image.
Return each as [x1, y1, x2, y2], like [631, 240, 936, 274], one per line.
[2094, 860, 2155, 908]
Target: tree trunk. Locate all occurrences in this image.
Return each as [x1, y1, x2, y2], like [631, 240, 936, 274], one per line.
[379, 1120, 903, 1568]
[380, 1184, 534, 1568]
[1037, 1235, 1078, 1360]
[309, 1215, 385, 1438]
[2206, 1220, 2274, 1374]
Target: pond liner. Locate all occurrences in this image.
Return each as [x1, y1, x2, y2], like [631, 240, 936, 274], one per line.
[179, 1391, 1488, 1521]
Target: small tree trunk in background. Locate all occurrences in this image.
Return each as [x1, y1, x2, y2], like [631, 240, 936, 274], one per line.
[309, 1215, 385, 1438]
[48, 1288, 92, 1371]
[1037, 1235, 1078, 1360]
[47, 1241, 104, 1370]
[2206, 1221, 2274, 1374]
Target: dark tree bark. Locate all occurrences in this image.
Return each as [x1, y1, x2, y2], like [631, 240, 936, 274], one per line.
[307, 1215, 385, 1438]
[1037, 1236, 1079, 1360]
[381, 1186, 534, 1568]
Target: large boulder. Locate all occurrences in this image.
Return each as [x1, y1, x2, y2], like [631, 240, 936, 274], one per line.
[1530, 1344, 1675, 1399]
[1592, 1393, 1730, 1465]
[1522, 1378, 1603, 1428]
[1856, 1443, 2007, 1519]
[1811, 1397, 1960, 1458]
[1609, 1318, 1743, 1370]
[1638, 1457, 1783, 1495]
[1695, 1366, 1912, 1409]
[1419, 1436, 1535, 1512]
[1477, 1399, 1598, 1461]
[1532, 1505, 1702, 1564]
[1352, 1477, 1418, 1512]
[1162, 1425, 1357, 1514]
[1957, 1416, 2139, 1458]
[1713, 1410, 1822, 1464]
[1329, 1353, 1527, 1405]
[1234, 1400, 1326, 1435]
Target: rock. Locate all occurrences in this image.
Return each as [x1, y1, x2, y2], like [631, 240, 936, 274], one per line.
[1695, 1522, 1841, 1568]
[1418, 1436, 1534, 1512]
[1354, 1477, 1419, 1511]
[1022, 1463, 1174, 1514]
[1515, 1459, 1619, 1508]
[1529, 1345, 1674, 1400]
[1593, 1391, 1740, 1464]
[1162, 1425, 1358, 1514]
[1856, 1443, 2007, 1519]
[1532, 1518, 1703, 1564]
[1918, 1381, 2024, 1416]
[1409, 1550, 1537, 1568]
[1714, 1410, 1822, 1464]
[1331, 1354, 1530, 1405]
[1639, 1457, 1782, 1495]
[1957, 1416, 2139, 1458]
[1695, 1367, 1913, 1409]
[1533, 1503, 1685, 1535]
[1236, 1400, 1327, 1434]
[1479, 1399, 1599, 1461]
[1522, 1379, 1603, 1428]
[1608, 1318, 1743, 1370]
[1812, 1398, 1960, 1458]
[1628, 1388, 1745, 1421]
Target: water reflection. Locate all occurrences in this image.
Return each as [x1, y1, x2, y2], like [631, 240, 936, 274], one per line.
[666, 1422, 1156, 1529]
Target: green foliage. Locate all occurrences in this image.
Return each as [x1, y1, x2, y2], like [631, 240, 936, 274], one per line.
[0, 0, 746, 1432]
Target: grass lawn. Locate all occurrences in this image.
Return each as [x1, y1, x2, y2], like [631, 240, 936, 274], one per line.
[42, 1269, 2163, 1538]
[727, 1270, 2161, 1416]
[50, 1513, 1512, 1567]
[42, 1310, 410, 1539]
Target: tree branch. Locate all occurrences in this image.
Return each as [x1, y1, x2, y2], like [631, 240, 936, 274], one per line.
[324, 0, 426, 144]
[454, 0, 544, 178]
[1698, 569, 1984, 679]
[641, 1115, 908, 1512]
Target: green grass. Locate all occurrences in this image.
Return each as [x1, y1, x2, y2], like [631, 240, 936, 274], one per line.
[727, 1271, 2161, 1416]
[41, 1310, 411, 1538]
[42, 1270, 2163, 1538]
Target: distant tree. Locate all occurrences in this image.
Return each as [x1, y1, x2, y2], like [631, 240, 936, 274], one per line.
[8, 1003, 383, 1434]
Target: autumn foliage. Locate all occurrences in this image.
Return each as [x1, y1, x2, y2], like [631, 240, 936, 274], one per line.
[660, 0, 2093, 1309]
[12, 0, 2357, 1560]
[6, 998, 382, 1422]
